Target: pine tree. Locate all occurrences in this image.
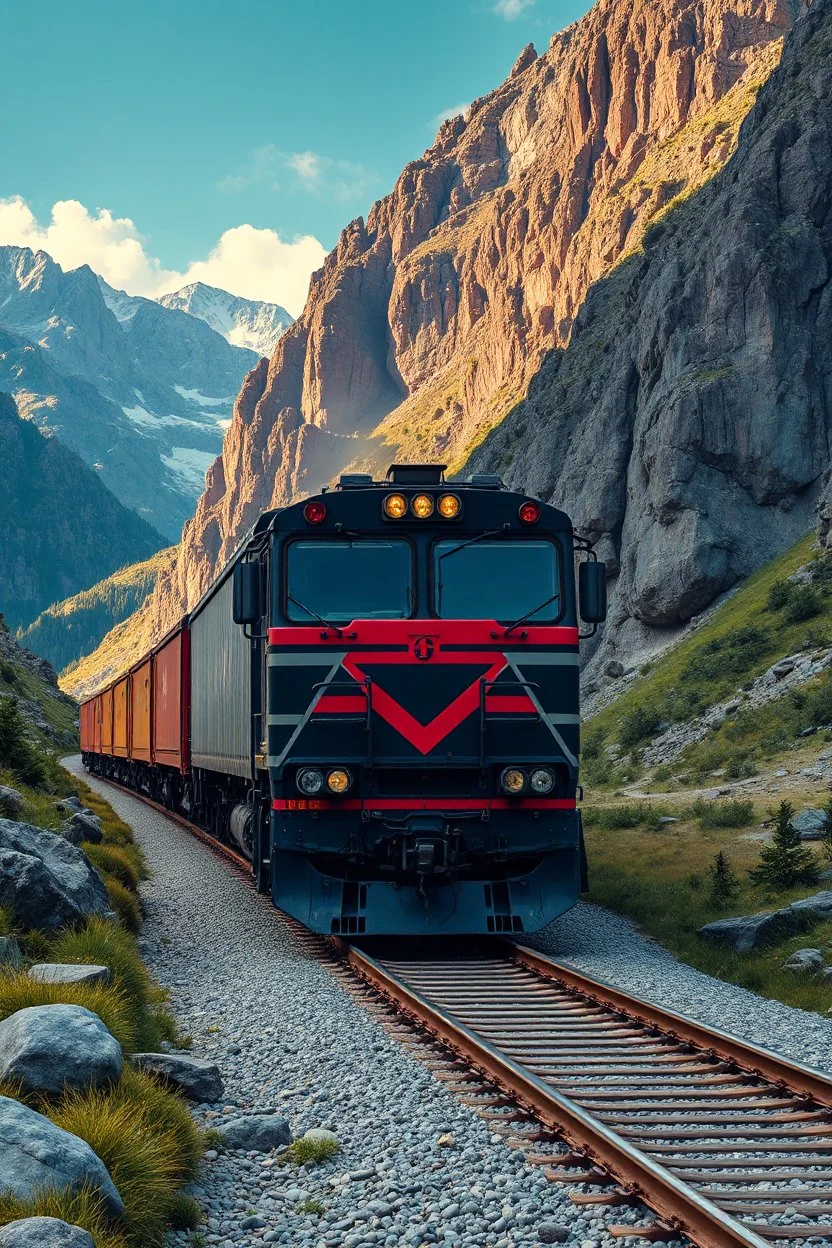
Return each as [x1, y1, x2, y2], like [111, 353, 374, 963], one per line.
[0, 697, 46, 788]
[750, 800, 819, 891]
[709, 851, 739, 909]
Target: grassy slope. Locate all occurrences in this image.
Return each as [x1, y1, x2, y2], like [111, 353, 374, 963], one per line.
[17, 547, 176, 677]
[582, 531, 832, 1013]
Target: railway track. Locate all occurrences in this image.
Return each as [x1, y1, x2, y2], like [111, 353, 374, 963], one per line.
[93, 776, 832, 1248]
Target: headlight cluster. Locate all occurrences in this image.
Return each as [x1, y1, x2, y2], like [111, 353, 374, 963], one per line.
[297, 767, 353, 796]
[383, 493, 461, 520]
[499, 766, 556, 796]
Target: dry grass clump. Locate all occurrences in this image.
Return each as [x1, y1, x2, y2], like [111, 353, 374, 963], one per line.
[0, 1185, 128, 1248]
[0, 972, 137, 1052]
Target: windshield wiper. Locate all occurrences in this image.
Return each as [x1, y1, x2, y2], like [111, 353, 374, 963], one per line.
[437, 528, 505, 602]
[503, 592, 561, 636]
[288, 594, 344, 637]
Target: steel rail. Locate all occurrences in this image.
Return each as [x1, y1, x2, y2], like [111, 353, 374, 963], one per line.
[345, 943, 774, 1248]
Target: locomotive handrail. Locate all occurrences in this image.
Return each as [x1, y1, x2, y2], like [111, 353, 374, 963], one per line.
[310, 677, 374, 770]
[478, 677, 541, 773]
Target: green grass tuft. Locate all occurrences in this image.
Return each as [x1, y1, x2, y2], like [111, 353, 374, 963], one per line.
[0, 1185, 128, 1248]
[103, 876, 142, 932]
[166, 1191, 203, 1230]
[85, 843, 143, 891]
[282, 1135, 340, 1166]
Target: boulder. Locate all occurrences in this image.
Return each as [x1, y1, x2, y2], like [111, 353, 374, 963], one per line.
[68, 812, 103, 845]
[0, 786, 22, 818]
[698, 907, 804, 953]
[789, 892, 832, 921]
[781, 948, 824, 974]
[217, 1113, 292, 1152]
[0, 1004, 122, 1095]
[0, 819, 111, 930]
[0, 1219, 95, 1247]
[791, 809, 828, 841]
[56, 797, 84, 814]
[0, 1095, 123, 1216]
[603, 660, 625, 678]
[130, 1052, 224, 1102]
[29, 963, 112, 987]
[772, 660, 796, 680]
[0, 936, 22, 969]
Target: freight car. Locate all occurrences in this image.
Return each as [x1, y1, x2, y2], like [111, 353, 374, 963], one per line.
[81, 465, 606, 936]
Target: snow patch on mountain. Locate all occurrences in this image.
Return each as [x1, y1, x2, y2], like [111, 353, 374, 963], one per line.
[162, 446, 217, 491]
[158, 281, 292, 357]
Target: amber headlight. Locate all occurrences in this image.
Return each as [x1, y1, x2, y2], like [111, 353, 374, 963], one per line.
[438, 493, 461, 519]
[500, 767, 526, 795]
[326, 768, 353, 794]
[383, 493, 408, 519]
[411, 494, 434, 519]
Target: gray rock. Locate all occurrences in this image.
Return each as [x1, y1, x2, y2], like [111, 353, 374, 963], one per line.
[781, 948, 824, 973]
[130, 1052, 224, 1102]
[816, 967, 832, 982]
[791, 808, 828, 840]
[67, 811, 103, 844]
[772, 661, 796, 680]
[0, 1218, 95, 1248]
[56, 796, 84, 814]
[0, 819, 111, 930]
[0, 1004, 122, 1095]
[537, 1229, 570, 1245]
[217, 1113, 292, 1151]
[603, 660, 624, 678]
[698, 907, 804, 953]
[29, 963, 112, 987]
[0, 1095, 123, 1216]
[0, 935, 22, 969]
[0, 786, 23, 818]
[789, 891, 832, 921]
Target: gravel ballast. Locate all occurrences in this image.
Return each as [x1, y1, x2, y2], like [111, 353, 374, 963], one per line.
[64, 757, 832, 1245]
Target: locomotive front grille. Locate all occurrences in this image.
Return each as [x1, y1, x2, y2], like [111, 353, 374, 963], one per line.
[374, 768, 484, 798]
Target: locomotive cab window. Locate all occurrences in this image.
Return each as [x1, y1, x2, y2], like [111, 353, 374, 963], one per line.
[286, 539, 414, 623]
[433, 538, 561, 622]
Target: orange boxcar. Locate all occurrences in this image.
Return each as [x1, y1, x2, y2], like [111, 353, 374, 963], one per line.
[93, 694, 102, 753]
[79, 701, 92, 753]
[130, 658, 152, 763]
[113, 676, 129, 758]
[101, 688, 114, 754]
[153, 624, 189, 772]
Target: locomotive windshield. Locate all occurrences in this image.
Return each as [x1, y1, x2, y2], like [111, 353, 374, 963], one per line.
[433, 538, 561, 622]
[286, 539, 413, 622]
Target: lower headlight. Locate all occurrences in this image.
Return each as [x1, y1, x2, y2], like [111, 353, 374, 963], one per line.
[501, 767, 527, 795]
[326, 768, 352, 794]
[297, 768, 324, 795]
[530, 768, 555, 795]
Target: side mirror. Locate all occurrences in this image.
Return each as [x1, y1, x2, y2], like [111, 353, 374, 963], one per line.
[233, 561, 262, 626]
[579, 560, 607, 624]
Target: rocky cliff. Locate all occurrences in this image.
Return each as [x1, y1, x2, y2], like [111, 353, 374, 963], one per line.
[0, 392, 165, 630]
[145, 0, 796, 635]
[467, 0, 831, 679]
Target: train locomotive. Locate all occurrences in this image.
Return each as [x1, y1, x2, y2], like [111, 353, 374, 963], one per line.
[81, 465, 606, 936]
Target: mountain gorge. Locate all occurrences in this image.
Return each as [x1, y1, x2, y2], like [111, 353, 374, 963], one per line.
[140, 0, 802, 645]
[0, 248, 286, 539]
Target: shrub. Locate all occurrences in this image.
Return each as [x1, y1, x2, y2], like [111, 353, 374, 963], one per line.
[751, 801, 819, 891]
[618, 705, 662, 750]
[582, 726, 605, 760]
[806, 678, 832, 728]
[767, 580, 792, 611]
[681, 625, 772, 685]
[0, 699, 46, 788]
[105, 876, 142, 932]
[0, 972, 137, 1051]
[0, 1187, 128, 1248]
[167, 1192, 203, 1230]
[86, 844, 141, 891]
[583, 804, 666, 830]
[784, 584, 824, 624]
[692, 800, 755, 829]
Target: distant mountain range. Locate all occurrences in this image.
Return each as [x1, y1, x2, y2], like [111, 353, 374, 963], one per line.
[0, 246, 293, 539]
[157, 282, 291, 357]
[0, 391, 165, 630]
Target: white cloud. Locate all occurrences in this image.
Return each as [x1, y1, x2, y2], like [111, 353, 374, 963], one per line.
[434, 102, 470, 128]
[0, 195, 326, 316]
[493, 0, 535, 17]
[220, 145, 376, 203]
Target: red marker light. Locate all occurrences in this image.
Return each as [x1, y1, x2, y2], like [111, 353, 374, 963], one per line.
[519, 501, 541, 524]
[304, 501, 327, 525]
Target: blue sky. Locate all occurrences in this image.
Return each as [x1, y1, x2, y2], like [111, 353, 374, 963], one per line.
[0, 0, 589, 312]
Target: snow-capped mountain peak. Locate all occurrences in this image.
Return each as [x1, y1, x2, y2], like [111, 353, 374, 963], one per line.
[156, 281, 292, 357]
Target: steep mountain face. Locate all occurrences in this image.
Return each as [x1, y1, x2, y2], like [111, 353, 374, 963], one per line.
[149, 0, 797, 632]
[18, 547, 177, 676]
[0, 392, 165, 630]
[0, 246, 263, 538]
[157, 282, 292, 357]
[468, 0, 831, 678]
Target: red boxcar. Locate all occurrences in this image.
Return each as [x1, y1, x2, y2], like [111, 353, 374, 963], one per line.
[113, 676, 129, 759]
[152, 623, 190, 773]
[100, 688, 114, 755]
[130, 658, 152, 763]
